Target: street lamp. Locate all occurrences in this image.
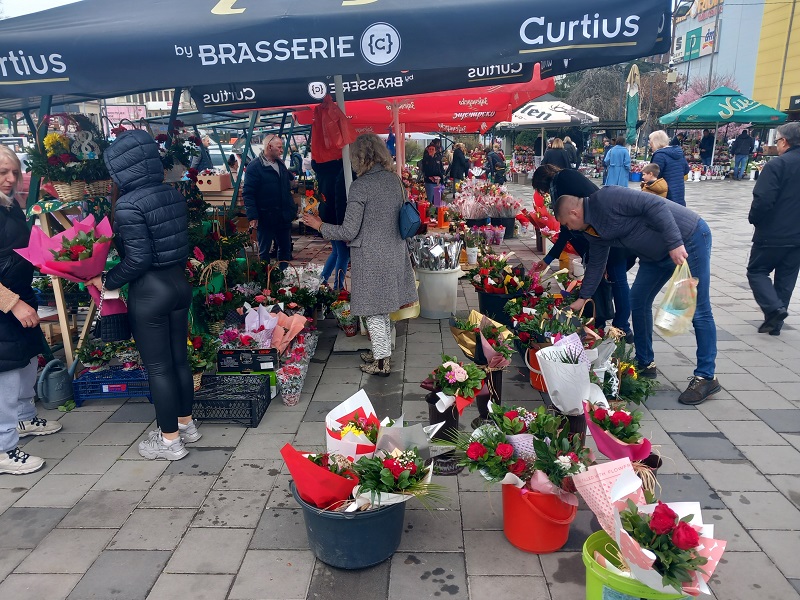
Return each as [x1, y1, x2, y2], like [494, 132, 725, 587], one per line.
[684, 37, 697, 90]
[674, 0, 695, 18]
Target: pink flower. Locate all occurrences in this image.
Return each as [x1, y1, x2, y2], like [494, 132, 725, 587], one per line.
[445, 371, 458, 384]
[452, 366, 468, 383]
[193, 246, 205, 262]
[254, 295, 266, 304]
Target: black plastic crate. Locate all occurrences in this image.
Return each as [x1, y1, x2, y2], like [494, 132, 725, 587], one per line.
[73, 366, 152, 407]
[193, 372, 274, 427]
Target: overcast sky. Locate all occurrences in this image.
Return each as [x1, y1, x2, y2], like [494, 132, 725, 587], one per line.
[1, 0, 79, 18]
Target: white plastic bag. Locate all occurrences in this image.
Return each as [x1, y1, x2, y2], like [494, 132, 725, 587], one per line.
[654, 263, 698, 337]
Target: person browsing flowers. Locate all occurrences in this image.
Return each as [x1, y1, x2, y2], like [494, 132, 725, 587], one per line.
[301, 134, 417, 377]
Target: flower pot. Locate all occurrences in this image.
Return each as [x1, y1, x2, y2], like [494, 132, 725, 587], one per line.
[583, 531, 690, 600]
[490, 217, 516, 239]
[502, 486, 577, 553]
[469, 384, 494, 429]
[477, 290, 524, 328]
[291, 481, 406, 569]
[523, 345, 550, 392]
[425, 392, 463, 475]
[342, 323, 358, 337]
[52, 181, 86, 202]
[465, 247, 479, 265]
[465, 217, 490, 228]
[281, 391, 301, 407]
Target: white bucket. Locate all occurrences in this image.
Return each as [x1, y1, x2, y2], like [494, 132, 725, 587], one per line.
[572, 258, 585, 277]
[416, 268, 461, 319]
[466, 247, 479, 265]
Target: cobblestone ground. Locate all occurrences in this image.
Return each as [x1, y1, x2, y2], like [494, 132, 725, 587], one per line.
[2, 179, 799, 600]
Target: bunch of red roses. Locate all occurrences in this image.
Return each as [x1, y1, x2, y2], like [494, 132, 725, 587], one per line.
[589, 406, 642, 444]
[461, 426, 527, 481]
[619, 499, 708, 591]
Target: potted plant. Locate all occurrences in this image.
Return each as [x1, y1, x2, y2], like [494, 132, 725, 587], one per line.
[187, 334, 220, 390]
[155, 120, 200, 181]
[26, 131, 85, 201]
[467, 252, 532, 326]
[463, 229, 480, 265]
[76, 338, 115, 372]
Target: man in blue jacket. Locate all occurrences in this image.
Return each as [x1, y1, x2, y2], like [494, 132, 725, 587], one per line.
[244, 135, 297, 266]
[554, 187, 720, 405]
[747, 122, 800, 335]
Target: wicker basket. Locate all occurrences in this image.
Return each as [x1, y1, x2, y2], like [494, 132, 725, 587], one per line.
[193, 372, 203, 391]
[52, 181, 86, 202]
[207, 321, 224, 336]
[85, 179, 111, 196]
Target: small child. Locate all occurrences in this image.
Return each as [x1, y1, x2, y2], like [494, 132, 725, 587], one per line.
[640, 163, 668, 198]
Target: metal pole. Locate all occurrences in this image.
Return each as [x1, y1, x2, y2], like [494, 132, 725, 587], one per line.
[229, 110, 259, 214]
[392, 103, 401, 177]
[167, 88, 183, 142]
[706, 5, 722, 93]
[26, 97, 52, 213]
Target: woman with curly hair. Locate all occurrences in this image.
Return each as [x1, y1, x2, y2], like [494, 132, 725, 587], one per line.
[302, 134, 417, 376]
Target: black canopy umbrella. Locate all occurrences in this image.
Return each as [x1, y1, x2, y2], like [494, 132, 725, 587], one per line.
[1, 0, 670, 104]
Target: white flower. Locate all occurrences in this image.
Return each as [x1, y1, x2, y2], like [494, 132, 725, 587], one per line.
[556, 455, 573, 472]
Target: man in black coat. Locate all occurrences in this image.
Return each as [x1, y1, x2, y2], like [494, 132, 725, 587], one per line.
[746, 122, 800, 335]
[244, 135, 297, 265]
[731, 129, 755, 180]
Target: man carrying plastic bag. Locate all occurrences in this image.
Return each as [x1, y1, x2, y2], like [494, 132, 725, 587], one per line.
[553, 187, 719, 405]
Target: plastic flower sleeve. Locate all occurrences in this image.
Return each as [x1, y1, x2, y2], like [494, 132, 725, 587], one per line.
[535, 345, 590, 415]
[583, 402, 653, 462]
[571, 458, 646, 536]
[348, 465, 434, 511]
[374, 419, 444, 461]
[280, 443, 359, 509]
[325, 390, 380, 460]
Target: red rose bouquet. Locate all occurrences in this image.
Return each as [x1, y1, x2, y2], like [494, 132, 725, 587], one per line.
[351, 448, 446, 509]
[451, 424, 529, 483]
[280, 443, 360, 509]
[584, 401, 652, 462]
[617, 499, 725, 595]
[49, 229, 112, 262]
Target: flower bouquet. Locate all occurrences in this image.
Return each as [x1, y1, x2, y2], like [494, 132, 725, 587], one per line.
[187, 335, 220, 390]
[156, 120, 200, 171]
[350, 448, 446, 510]
[115, 341, 142, 371]
[453, 178, 490, 220]
[584, 401, 652, 463]
[15, 215, 126, 318]
[430, 355, 486, 415]
[219, 328, 259, 350]
[243, 303, 278, 348]
[325, 390, 382, 460]
[271, 312, 309, 354]
[76, 338, 114, 372]
[487, 403, 539, 460]
[449, 310, 514, 366]
[277, 363, 304, 406]
[467, 252, 531, 295]
[603, 342, 659, 405]
[331, 300, 358, 336]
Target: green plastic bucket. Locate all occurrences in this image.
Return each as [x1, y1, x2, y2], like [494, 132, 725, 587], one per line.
[582, 531, 690, 600]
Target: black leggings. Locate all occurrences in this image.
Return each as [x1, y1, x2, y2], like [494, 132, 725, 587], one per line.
[128, 266, 193, 433]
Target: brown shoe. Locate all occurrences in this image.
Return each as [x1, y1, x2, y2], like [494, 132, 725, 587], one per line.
[360, 358, 390, 377]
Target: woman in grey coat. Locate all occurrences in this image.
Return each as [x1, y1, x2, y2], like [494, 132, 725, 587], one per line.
[302, 134, 417, 376]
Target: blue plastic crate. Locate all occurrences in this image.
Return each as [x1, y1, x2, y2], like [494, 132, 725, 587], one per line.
[73, 366, 152, 406]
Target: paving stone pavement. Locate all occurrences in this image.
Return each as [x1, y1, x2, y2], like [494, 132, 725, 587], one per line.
[2, 179, 800, 600]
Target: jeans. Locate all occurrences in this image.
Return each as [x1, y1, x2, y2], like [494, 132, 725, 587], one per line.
[129, 266, 193, 434]
[747, 245, 800, 316]
[321, 240, 351, 289]
[734, 155, 749, 179]
[257, 221, 292, 266]
[630, 219, 716, 379]
[701, 155, 712, 167]
[0, 357, 37, 453]
[606, 248, 632, 333]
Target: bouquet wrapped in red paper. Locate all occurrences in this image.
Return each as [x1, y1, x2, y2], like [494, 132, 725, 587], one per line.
[15, 215, 125, 316]
[280, 443, 359, 509]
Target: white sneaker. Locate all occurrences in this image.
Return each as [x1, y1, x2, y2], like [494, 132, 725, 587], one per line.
[138, 432, 188, 460]
[178, 420, 202, 443]
[17, 416, 62, 438]
[0, 447, 45, 474]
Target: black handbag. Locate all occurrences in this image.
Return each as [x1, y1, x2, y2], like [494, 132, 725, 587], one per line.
[93, 287, 131, 342]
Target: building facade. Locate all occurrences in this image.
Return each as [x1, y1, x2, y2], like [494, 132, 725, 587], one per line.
[673, 0, 799, 112]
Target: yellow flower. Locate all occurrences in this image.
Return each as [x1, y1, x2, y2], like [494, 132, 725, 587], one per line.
[340, 423, 364, 438]
[43, 132, 70, 157]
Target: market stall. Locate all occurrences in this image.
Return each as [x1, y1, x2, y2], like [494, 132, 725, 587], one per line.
[659, 86, 787, 178]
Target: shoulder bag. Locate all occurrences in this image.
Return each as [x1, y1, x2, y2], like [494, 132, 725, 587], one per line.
[398, 176, 421, 240]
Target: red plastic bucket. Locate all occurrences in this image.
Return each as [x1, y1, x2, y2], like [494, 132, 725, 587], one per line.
[524, 346, 549, 392]
[502, 486, 577, 553]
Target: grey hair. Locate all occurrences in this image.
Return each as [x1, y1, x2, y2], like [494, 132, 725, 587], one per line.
[648, 130, 670, 150]
[0, 145, 22, 208]
[777, 122, 800, 147]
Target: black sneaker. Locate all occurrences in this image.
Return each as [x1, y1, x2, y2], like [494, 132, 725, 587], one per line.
[638, 362, 657, 379]
[678, 376, 722, 405]
[758, 308, 788, 333]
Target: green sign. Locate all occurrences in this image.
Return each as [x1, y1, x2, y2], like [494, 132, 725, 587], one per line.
[685, 27, 702, 61]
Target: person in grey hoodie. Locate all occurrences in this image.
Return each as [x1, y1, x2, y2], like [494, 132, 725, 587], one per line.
[554, 186, 720, 406]
[649, 130, 690, 206]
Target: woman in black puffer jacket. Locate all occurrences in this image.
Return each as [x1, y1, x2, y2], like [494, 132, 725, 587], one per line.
[89, 130, 195, 461]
